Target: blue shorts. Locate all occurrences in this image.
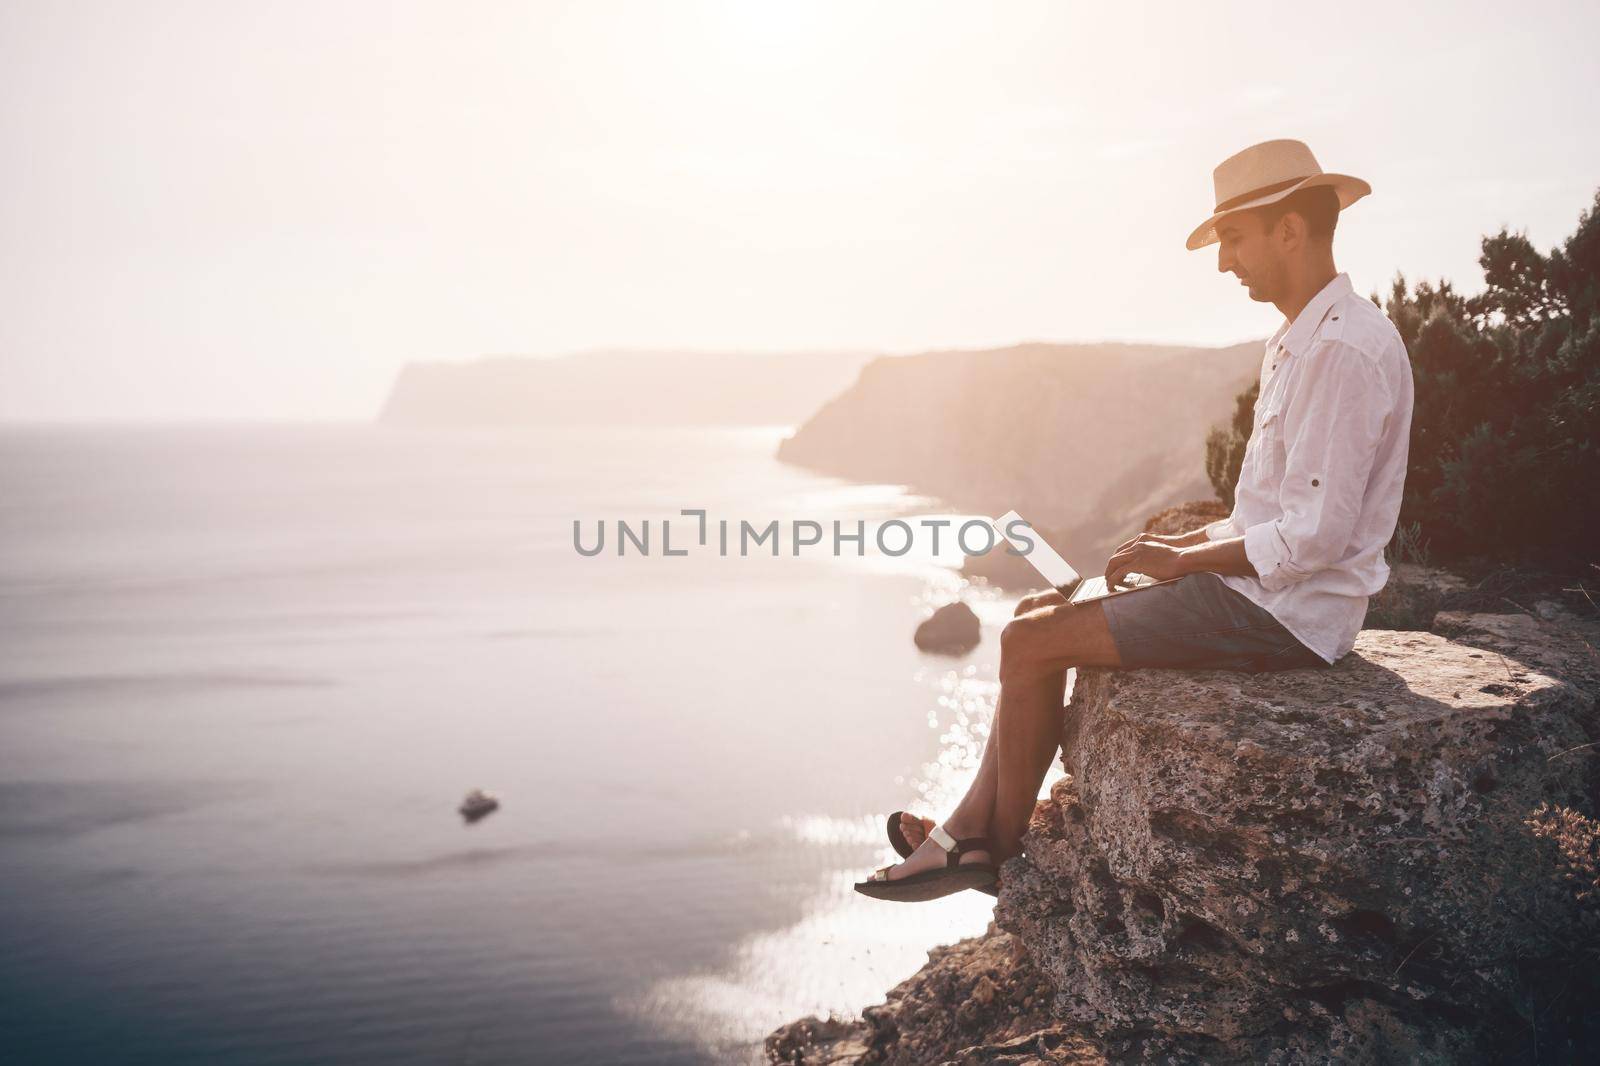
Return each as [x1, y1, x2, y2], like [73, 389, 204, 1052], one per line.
[1099, 572, 1327, 673]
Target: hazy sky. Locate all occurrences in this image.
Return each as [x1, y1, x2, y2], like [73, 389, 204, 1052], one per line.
[3, 1, 1598, 420]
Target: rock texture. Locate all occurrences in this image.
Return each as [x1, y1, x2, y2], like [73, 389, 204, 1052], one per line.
[1001, 626, 1598, 1062]
[771, 612, 1600, 1064]
[766, 930, 1105, 1065]
[1139, 499, 1229, 538]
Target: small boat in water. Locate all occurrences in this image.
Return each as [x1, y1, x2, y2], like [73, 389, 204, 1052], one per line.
[459, 788, 500, 823]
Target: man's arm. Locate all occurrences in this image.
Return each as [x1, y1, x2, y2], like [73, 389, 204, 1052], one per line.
[1110, 515, 1228, 555]
[1145, 526, 1210, 547]
[1174, 534, 1255, 576]
[1103, 511, 1243, 583]
[1105, 532, 1255, 588]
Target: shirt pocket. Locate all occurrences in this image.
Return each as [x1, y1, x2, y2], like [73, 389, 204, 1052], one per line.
[1247, 390, 1287, 486]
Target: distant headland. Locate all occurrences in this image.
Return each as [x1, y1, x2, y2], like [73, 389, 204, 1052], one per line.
[776, 340, 1262, 565]
[376, 348, 876, 427]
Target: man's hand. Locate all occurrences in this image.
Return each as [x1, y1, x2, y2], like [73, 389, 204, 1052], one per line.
[1104, 532, 1190, 589]
[1104, 531, 1258, 589]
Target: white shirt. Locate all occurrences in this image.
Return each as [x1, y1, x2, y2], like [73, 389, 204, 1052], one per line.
[1203, 272, 1414, 663]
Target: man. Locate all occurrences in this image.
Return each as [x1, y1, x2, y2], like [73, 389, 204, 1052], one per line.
[857, 139, 1414, 902]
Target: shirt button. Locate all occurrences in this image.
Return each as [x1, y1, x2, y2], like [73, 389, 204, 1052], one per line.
[1311, 478, 1321, 487]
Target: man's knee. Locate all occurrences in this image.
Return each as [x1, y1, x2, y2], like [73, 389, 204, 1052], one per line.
[999, 613, 1068, 680]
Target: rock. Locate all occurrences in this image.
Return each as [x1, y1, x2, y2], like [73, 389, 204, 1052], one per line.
[766, 929, 1100, 1065]
[1363, 566, 1450, 631]
[996, 623, 1599, 1062]
[1433, 608, 1600, 706]
[916, 601, 982, 655]
[764, 1016, 871, 1065]
[1390, 563, 1471, 594]
[1141, 500, 1229, 538]
[774, 616, 1600, 1063]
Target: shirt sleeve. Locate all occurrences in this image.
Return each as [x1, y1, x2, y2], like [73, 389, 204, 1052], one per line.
[1241, 342, 1390, 592]
[1203, 515, 1238, 540]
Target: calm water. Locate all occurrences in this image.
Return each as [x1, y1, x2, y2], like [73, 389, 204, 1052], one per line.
[0, 424, 1032, 1065]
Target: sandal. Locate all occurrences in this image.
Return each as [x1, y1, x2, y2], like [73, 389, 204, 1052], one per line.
[855, 823, 998, 902]
[886, 812, 1000, 897]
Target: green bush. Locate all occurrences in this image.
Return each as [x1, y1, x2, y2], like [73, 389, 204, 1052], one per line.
[1204, 380, 1257, 509]
[1205, 189, 1600, 572]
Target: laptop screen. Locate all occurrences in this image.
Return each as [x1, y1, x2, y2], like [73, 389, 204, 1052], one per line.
[991, 511, 1081, 591]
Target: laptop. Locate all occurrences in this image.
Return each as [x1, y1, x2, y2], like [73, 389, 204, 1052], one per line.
[989, 510, 1177, 604]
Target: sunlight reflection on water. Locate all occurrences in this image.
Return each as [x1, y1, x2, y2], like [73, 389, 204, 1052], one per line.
[630, 866, 997, 1064]
[629, 573, 1069, 1062]
[0, 426, 1067, 1064]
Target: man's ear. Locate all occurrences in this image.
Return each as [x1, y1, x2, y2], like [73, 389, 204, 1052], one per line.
[1275, 208, 1306, 251]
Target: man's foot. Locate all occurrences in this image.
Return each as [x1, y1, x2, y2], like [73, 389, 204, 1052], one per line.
[894, 812, 936, 854]
[877, 819, 991, 881]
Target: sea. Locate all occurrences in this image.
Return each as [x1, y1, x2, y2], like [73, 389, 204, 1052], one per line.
[0, 423, 1047, 1065]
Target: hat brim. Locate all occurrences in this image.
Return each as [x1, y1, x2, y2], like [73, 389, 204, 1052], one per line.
[1185, 173, 1371, 251]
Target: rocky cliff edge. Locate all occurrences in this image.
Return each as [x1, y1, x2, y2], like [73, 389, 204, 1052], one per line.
[770, 604, 1600, 1064]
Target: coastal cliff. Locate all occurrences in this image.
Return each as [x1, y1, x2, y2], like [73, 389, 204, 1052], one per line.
[775, 341, 1260, 566]
[378, 349, 874, 426]
[769, 599, 1600, 1063]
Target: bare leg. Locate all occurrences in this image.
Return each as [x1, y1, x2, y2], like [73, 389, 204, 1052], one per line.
[896, 591, 1059, 852]
[989, 668, 1069, 863]
[882, 596, 1121, 881]
[989, 600, 1120, 860]
[947, 707, 1001, 832]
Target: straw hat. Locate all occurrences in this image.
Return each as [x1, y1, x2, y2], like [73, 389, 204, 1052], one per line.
[1186, 139, 1370, 250]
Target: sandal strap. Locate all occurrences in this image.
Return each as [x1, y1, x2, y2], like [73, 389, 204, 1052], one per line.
[927, 825, 994, 868]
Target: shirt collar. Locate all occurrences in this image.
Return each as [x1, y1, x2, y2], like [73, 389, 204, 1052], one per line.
[1274, 272, 1353, 359]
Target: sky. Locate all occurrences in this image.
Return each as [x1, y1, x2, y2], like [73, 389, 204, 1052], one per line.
[2, 0, 1598, 421]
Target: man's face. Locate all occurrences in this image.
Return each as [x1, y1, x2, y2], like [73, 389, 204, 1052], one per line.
[1215, 211, 1283, 303]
